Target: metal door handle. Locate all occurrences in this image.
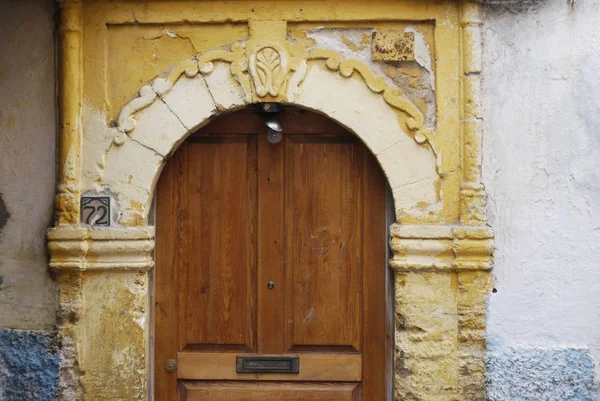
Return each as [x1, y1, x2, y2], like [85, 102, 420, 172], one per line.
[164, 359, 177, 373]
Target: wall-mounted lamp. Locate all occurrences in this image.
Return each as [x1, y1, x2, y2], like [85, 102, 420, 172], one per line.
[256, 103, 283, 144]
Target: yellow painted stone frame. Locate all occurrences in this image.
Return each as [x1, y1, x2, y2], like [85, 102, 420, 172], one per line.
[48, 1, 493, 400]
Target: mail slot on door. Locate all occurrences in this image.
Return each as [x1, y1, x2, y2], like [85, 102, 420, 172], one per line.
[236, 356, 300, 374]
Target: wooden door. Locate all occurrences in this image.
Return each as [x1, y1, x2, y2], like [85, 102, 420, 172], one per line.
[154, 108, 391, 401]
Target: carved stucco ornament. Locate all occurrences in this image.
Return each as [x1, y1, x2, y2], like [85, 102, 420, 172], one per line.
[113, 39, 434, 150]
[249, 42, 288, 97]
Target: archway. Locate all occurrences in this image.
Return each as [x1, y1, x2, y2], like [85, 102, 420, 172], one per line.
[99, 42, 439, 227]
[48, 12, 493, 400]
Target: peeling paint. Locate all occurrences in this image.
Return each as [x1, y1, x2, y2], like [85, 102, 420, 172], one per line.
[404, 26, 435, 92]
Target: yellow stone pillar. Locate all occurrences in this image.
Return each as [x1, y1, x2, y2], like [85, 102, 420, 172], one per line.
[390, 224, 493, 400]
[56, 0, 82, 225]
[48, 227, 154, 400]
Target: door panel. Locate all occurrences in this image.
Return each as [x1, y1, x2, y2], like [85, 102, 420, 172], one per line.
[155, 108, 390, 401]
[178, 137, 258, 352]
[285, 139, 362, 352]
[177, 353, 361, 381]
[180, 382, 360, 401]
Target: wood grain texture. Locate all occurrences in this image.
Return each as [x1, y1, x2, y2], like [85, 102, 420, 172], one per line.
[361, 150, 390, 401]
[180, 381, 360, 401]
[178, 139, 255, 351]
[258, 133, 285, 354]
[177, 352, 362, 381]
[154, 141, 186, 401]
[285, 139, 362, 352]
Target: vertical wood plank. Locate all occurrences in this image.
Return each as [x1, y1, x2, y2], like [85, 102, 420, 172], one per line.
[155, 142, 187, 401]
[361, 151, 389, 401]
[257, 134, 285, 354]
[246, 135, 259, 353]
[177, 141, 253, 350]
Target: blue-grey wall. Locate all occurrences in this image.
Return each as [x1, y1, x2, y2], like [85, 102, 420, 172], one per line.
[0, 329, 59, 401]
[487, 347, 596, 401]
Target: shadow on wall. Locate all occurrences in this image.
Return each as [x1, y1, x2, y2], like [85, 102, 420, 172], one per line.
[0, 329, 59, 401]
[473, 0, 549, 13]
[0, 193, 10, 235]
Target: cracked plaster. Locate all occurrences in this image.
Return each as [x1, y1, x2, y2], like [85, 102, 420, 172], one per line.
[305, 26, 436, 127]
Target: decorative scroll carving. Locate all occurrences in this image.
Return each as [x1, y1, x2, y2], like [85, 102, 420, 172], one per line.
[113, 39, 432, 149]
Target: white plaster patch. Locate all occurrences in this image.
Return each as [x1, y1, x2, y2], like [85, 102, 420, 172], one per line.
[378, 141, 438, 190]
[308, 28, 374, 61]
[202, 62, 247, 110]
[294, 66, 401, 154]
[306, 27, 436, 129]
[306, 28, 394, 87]
[81, 105, 116, 191]
[128, 98, 188, 158]
[157, 74, 217, 133]
[404, 26, 435, 91]
[102, 137, 164, 223]
[392, 180, 439, 217]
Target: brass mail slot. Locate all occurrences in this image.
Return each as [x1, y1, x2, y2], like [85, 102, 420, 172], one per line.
[236, 356, 300, 374]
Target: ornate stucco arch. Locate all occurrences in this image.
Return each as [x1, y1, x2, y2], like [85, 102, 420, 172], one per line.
[48, 7, 493, 401]
[101, 25, 439, 227]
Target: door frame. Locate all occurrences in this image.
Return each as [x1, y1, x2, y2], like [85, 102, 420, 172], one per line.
[48, 7, 493, 401]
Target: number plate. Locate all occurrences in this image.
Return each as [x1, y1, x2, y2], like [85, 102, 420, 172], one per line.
[236, 356, 299, 373]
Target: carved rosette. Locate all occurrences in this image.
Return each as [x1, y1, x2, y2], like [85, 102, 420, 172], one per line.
[249, 43, 289, 97]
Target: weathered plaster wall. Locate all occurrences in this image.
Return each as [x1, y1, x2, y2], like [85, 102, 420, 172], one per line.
[0, 0, 57, 330]
[483, 0, 600, 398]
[0, 1, 59, 399]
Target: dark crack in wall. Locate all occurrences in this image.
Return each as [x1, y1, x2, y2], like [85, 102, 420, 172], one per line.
[0, 193, 10, 235]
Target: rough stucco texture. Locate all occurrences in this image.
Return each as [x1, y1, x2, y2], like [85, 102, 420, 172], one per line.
[483, 0, 600, 397]
[0, 329, 60, 401]
[487, 347, 595, 401]
[0, 0, 57, 329]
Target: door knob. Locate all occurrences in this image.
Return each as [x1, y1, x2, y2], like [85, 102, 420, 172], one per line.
[164, 359, 177, 373]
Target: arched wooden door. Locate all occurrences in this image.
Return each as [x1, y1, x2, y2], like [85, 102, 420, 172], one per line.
[154, 107, 392, 401]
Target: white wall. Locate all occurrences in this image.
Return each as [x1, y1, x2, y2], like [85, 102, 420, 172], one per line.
[0, 0, 57, 330]
[483, 0, 600, 387]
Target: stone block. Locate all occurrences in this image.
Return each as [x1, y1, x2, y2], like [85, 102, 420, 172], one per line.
[395, 356, 459, 400]
[157, 74, 217, 133]
[202, 62, 247, 110]
[128, 98, 188, 158]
